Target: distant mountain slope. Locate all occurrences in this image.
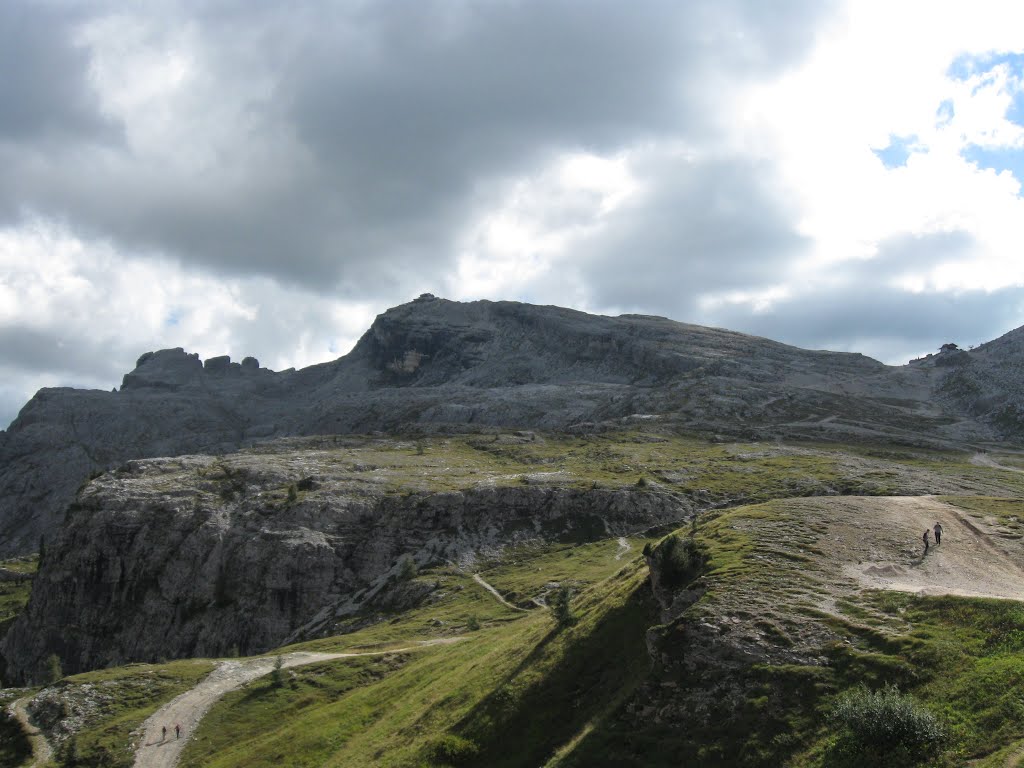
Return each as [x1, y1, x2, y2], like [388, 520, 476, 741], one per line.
[0, 294, 1016, 556]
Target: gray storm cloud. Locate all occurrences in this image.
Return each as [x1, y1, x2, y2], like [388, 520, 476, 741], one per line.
[0, 0, 834, 293]
[7, 0, 1020, 430]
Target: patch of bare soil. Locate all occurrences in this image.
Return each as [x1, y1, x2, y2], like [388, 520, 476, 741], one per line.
[840, 496, 1024, 602]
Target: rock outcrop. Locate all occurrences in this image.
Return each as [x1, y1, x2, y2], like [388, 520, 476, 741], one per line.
[2, 444, 685, 683]
[0, 295, 1019, 557]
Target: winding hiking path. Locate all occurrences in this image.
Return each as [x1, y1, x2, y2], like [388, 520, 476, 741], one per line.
[473, 573, 529, 612]
[132, 639, 463, 768]
[614, 536, 631, 561]
[971, 452, 1024, 474]
[9, 694, 53, 768]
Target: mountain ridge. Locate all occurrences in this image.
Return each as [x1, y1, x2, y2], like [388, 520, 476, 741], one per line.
[0, 294, 1019, 556]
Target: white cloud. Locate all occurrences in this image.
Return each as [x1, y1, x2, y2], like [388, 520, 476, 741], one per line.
[0, 222, 375, 428]
[737, 0, 1024, 298]
[448, 152, 641, 303]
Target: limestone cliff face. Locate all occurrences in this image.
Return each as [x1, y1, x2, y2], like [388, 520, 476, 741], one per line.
[2, 445, 684, 683]
[0, 295, 1013, 557]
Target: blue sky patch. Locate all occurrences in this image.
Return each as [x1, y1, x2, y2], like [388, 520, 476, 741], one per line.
[165, 309, 182, 327]
[936, 99, 955, 127]
[1008, 89, 1024, 126]
[947, 51, 1024, 81]
[873, 135, 920, 169]
[946, 51, 1024, 129]
[962, 145, 1024, 187]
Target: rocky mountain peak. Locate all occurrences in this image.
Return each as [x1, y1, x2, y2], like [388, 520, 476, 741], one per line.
[121, 348, 203, 390]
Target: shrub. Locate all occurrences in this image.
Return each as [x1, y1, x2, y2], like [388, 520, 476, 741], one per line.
[271, 655, 284, 688]
[650, 533, 707, 590]
[397, 555, 418, 582]
[466, 615, 481, 631]
[45, 653, 63, 684]
[424, 734, 479, 766]
[550, 585, 577, 627]
[286, 484, 298, 504]
[830, 684, 943, 766]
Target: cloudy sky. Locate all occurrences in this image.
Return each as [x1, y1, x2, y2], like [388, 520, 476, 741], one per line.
[3, 0, 1024, 428]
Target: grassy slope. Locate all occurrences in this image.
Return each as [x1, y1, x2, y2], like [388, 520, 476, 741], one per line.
[221, 431, 1024, 503]
[17, 435, 1024, 767]
[0, 557, 38, 767]
[0, 555, 37, 641]
[562, 498, 1024, 767]
[52, 659, 216, 767]
[179, 543, 656, 768]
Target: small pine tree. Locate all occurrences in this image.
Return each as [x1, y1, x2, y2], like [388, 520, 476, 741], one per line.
[286, 484, 298, 504]
[551, 586, 576, 627]
[397, 555, 418, 581]
[271, 655, 284, 688]
[45, 653, 63, 684]
[466, 615, 481, 631]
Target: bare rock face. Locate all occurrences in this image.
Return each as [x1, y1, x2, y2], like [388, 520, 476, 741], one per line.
[0, 296, 1018, 557]
[2, 445, 684, 683]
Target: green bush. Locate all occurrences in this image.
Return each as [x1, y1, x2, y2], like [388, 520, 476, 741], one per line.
[397, 555, 418, 582]
[829, 684, 943, 766]
[650, 533, 706, 590]
[423, 733, 479, 766]
[550, 585, 577, 627]
[45, 653, 63, 684]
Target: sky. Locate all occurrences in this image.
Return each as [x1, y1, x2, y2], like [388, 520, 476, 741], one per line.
[3, 0, 1024, 429]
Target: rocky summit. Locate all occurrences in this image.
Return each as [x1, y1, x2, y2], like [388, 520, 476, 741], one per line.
[0, 295, 1019, 559]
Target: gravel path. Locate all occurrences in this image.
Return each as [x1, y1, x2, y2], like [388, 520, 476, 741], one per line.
[971, 452, 1024, 474]
[9, 694, 52, 768]
[132, 639, 462, 768]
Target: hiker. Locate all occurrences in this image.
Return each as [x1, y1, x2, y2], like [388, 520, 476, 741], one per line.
[934, 522, 943, 545]
[162, 725, 167, 742]
[175, 723, 181, 739]
[923, 528, 931, 553]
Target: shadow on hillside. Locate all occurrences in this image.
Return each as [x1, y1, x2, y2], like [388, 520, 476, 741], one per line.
[450, 583, 658, 768]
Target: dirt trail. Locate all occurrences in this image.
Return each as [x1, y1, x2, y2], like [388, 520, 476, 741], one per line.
[971, 452, 1024, 474]
[473, 573, 529, 612]
[132, 639, 462, 768]
[9, 694, 53, 768]
[614, 536, 631, 561]
[844, 496, 1024, 602]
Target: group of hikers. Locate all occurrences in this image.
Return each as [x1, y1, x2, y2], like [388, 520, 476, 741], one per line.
[923, 521, 943, 553]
